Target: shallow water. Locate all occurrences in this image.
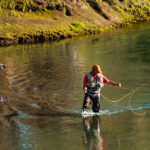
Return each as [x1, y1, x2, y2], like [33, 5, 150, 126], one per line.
[0, 23, 150, 150]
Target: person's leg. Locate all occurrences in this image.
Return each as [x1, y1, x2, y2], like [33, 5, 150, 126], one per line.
[92, 94, 100, 112]
[82, 93, 91, 111]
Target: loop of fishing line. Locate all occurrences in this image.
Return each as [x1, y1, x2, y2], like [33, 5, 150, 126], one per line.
[128, 90, 146, 116]
[101, 81, 150, 116]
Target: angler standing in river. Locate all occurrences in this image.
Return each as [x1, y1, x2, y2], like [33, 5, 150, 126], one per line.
[82, 64, 121, 113]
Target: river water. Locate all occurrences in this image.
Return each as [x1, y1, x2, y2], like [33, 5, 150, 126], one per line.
[0, 23, 150, 150]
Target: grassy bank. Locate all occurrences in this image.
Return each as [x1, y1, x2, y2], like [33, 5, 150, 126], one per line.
[0, 0, 150, 46]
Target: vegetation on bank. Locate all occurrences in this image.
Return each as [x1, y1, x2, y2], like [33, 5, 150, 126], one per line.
[0, 0, 150, 46]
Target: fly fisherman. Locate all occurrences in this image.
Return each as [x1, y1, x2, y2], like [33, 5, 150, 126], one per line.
[82, 64, 121, 113]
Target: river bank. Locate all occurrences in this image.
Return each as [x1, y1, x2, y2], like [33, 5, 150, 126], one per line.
[0, 0, 150, 46]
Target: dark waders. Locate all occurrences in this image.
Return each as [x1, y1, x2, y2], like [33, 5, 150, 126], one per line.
[82, 92, 100, 112]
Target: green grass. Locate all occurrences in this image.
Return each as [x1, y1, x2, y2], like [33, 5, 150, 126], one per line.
[8, 10, 20, 17]
[0, 0, 150, 46]
[71, 22, 86, 29]
[0, 0, 33, 12]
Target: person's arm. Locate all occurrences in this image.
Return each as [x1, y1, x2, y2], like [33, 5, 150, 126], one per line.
[103, 75, 121, 87]
[106, 80, 121, 87]
[83, 74, 88, 93]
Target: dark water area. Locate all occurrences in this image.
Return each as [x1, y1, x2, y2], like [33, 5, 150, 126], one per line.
[0, 23, 150, 150]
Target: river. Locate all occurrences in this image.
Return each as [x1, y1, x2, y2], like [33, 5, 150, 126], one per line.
[0, 23, 150, 150]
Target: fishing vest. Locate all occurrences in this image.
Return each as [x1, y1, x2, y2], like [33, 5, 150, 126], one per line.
[86, 72, 104, 94]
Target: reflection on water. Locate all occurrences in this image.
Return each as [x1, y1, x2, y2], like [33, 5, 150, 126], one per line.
[16, 120, 36, 150]
[82, 116, 106, 150]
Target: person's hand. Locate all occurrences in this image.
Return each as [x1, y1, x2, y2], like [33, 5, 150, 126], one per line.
[117, 83, 121, 87]
[83, 86, 87, 93]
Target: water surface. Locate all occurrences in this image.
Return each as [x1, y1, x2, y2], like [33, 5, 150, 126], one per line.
[0, 23, 150, 150]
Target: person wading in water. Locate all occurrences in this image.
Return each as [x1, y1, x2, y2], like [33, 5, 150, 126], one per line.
[82, 64, 121, 113]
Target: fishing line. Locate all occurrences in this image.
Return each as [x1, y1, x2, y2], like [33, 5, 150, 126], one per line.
[101, 81, 150, 115]
[128, 90, 146, 116]
[101, 91, 132, 103]
[105, 84, 134, 91]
